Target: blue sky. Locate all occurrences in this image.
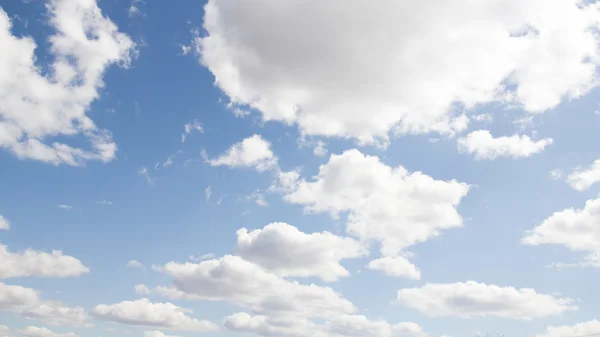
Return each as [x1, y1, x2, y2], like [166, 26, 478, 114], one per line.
[1, 1, 600, 337]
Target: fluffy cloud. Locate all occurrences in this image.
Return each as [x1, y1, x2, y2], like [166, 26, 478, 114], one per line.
[144, 331, 181, 337]
[565, 159, 600, 191]
[145, 255, 356, 319]
[125, 260, 145, 269]
[204, 134, 277, 171]
[283, 149, 469, 258]
[91, 298, 217, 332]
[0, 244, 89, 279]
[366, 256, 421, 280]
[457, 130, 552, 160]
[19, 326, 77, 337]
[236, 222, 367, 282]
[196, 0, 600, 144]
[328, 315, 426, 337]
[0, 216, 8, 231]
[522, 197, 600, 267]
[535, 320, 600, 337]
[0, 0, 135, 165]
[0, 282, 88, 326]
[396, 281, 576, 319]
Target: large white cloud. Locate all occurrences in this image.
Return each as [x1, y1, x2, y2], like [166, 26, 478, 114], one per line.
[0, 0, 135, 165]
[535, 320, 600, 337]
[283, 149, 469, 259]
[143, 255, 356, 319]
[0, 282, 88, 327]
[18, 326, 77, 337]
[204, 134, 277, 171]
[91, 298, 217, 332]
[522, 197, 600, 267]
[396, 281, 576, 320]
[565, 159, 600, 191]
[457, 130, 552, 160]
[236, 222, 367, 282]
[0, 244, 89, 279]
[195, 0, 600, 144]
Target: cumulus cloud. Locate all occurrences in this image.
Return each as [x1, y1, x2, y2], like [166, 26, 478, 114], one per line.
[0, 0, 135, 165]
[366, 256, 421, 280]
[195, 0, 600, 144]
[125, 260, 144, 269]
[0, 282, 88, 326]
[143, 255, 356, 319]
[0, 325, 8, 337]
[457, 130, 552, 160]
[535, 320, 600, 337]
[91, 298, 217, 332]
[181, 120, 203, 143]
[236, 222, 367, 282]
[396, 281, 576, 319]
[522, 197, 600, 267]
[283, 149, 469, 258]
[565, 159, 600, 191]
[0, 216, 9, 231]
[0, 244, 89, 279]
[313, 141, 328, 157]
[19, 326, 77, 337]
[205, 135, 277, 171]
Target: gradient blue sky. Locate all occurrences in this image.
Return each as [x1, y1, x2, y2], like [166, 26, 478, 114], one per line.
[1, 1, 600, 337]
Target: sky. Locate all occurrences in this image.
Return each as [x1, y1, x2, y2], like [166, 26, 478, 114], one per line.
[1, 1, 600, 337]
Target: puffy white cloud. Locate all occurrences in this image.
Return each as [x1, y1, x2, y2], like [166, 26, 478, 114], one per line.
[0, 325, 8, 337]
[396, 281, 576, 320]
[196, 0, 600, 144]
[522, 197, 600, 267]
[366, 256, 421, 280]
[0, 0, 135, 165]
[146, 255, 356, 319]
[457, 130, 552, 160]
[236, 222, 367, 282]
[91, 298, 217, 332]
[144, 331, 181, 337]
[181, 120, 203, 143]
[328, 315, 426, 337]
[313, 141, 328, 157]
[19, 326, 76, 337]
[125, 260, 144, 269]
[0, 282, 88, 326]
[0, 216, 9, 231]
[0, 244, 89, 279]
[535, 320, 600, 337]
[205, 134, 277, 171]
[566, 159, 600, 191]
[283, 149, 469, 258]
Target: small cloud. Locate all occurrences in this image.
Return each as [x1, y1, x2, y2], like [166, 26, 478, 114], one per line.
[0, 215, 10, 231]
[105, 108, 116, 113]
[135, 284, 151, 295]
[180, 44, 192, 55]
[126, 260, 145, 269]
[313, 141, 328, 157]
[57, 204, 72, 210]
[472, 113, 493, 122]
[549, 169, 563, 180]
[189, 253, 215, 262]
[97, 200, 113, 205]
[128, 0, 145, 18]
[181, 119, 204, 143]
[205, 185, 212, 202]
[246, 190, 268, 207]
[138, 167, 155, 185]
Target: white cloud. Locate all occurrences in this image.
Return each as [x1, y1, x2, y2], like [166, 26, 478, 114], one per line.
[96, 200, 113, 205]
[144, 255, 356, 319]
[205, 134, 277, 171]
[0, 216, 9, 231]
[457, 130, 552, 160]
[138, 167, 155, 185]
[245, 190, 268, 207]
[181, 120, 203, 143]
[283, 149, 469, 258]
[366, 256, 421, 280]
[91, 298, 217, 332]
[328, 315, 426, 337]
[396, 281, 576, 320]
[56, 205, 72, 210]
[19, 326, 77, 337]
[0, 244, 89, 279]
[125, 260, 145, 269]
[196, 0, 600, 144]
[144, 331, 181, 337]
[566, 159, 600, 191]
[471, 113, 493, 122]
[535, 320, 600, 337]
[313, 141, 328, 157]
[0, 0, 135, 165]
[522, 197, 600, 267]
[0, 325, 8, 337]
[0, 282, 88, 326]
[204, 185, 212, 202]
[236, 222, 367, 282]
[188, 253, 215, 262]
[549, 169, 563, 180]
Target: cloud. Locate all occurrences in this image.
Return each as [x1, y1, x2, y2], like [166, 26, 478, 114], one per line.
[195, 0, 600, 145]
[91, 298, 217, 332]
[522, 197, 600, 267]
[204, 185, 212, 202]
[143, 255, 356, 319]
[0, 325, 8, 337]
[144, 331, 181, 337]
[0, 282, 88, 326]
[0, 216, 9, 231]
[205, 134, 277, 171]
[366, 256, 421, 280]
[19, 326, 77, 337]
[457, 130, 552, 160]
[565, 159, 600, 191]
[56, 205, 72, 210]
[138, 167, 155, 185]
[313, 141, 328, 157]
[245, 190, 268, 207]
[396, 281, 576, 319]
[328, 315, 426, 337]
[534, 320, 600, 337]
[283, 149, 469, 258]
[96, 200, 113, 205]
[0, 244, 89, 279]
[236, 222, 367, 282]
[125, 260, 145, 269]
[0, 0, 135, 165]
[181, 120, 203, 143]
